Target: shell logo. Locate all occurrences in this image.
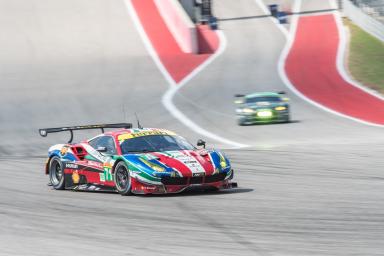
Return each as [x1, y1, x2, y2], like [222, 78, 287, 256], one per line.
[60, 146, 69, 156]
[103, 163, 113, 169]
[72, 171, 80, 184]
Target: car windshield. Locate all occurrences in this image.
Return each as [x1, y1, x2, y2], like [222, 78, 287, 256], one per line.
[246, 96, 282, 103]
[120, 135, 195, 154]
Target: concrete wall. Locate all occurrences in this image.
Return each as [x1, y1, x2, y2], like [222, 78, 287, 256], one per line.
[179, 0, 196, 21]
[154, 0, 198, 53]
[343, 0, 384, 42]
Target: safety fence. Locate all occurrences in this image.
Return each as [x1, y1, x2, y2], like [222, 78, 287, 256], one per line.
[349, 0, 384, 22]
[343, 0, 384, 42]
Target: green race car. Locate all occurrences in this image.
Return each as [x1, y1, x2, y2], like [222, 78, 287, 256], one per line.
[235, 92, 290, 125]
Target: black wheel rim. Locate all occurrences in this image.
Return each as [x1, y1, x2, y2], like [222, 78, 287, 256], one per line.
[116, 166, 130, 191]
[51, 160, 62, 185]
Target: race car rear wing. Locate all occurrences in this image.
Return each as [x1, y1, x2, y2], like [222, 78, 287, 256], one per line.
[39, 123, 132, 143]
[235, 91, 286, 97]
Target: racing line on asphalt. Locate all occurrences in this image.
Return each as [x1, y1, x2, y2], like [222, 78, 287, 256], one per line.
[126, 0, 247, 148]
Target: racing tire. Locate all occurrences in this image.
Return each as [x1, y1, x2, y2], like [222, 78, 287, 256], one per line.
[49, 156, 65, 190]
[237, 119, 245, 126]
[205, 186, 219, 192]
[285, 114, 291, 123]
[114, 161, 132, 196]
[229, 169, 234, 180]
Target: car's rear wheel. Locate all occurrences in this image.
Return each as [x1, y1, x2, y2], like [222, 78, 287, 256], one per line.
[114, 161, 132, 196]
[49, 156, 65, 190]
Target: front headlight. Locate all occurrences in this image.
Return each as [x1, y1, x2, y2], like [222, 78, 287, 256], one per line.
[218, 152, 228, 169]
[256, 111, 272, 117]
[275, 106, 286, 111]
[140, 158, 165, 172]
[170, 171, 181, 177]
[152, 165, 165, 172]
[242, 108, 254, 113]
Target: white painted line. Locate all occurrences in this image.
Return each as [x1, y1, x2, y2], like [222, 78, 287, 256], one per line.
[162, 32, 248, 148]
[125, 0, 176, 87]
[125, 0, 248, 148]
[257, 0, 384, 127]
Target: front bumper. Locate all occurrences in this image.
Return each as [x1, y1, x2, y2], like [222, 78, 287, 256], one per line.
[131, 172, 236, 194]
[237, 110, 289, 124]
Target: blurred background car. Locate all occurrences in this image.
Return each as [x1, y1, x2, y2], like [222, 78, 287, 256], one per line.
[235, 92, 290, 125]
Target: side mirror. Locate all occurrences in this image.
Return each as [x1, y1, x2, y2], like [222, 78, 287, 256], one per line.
[96, 146, 108, 153]
[197, 139, 206, 148]
[234, 94, 245, 104]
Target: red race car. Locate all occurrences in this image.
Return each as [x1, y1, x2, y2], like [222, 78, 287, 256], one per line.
[40, 123, 237, 195]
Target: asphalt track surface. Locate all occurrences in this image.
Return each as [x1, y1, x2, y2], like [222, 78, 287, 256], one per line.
[1, 0, 384, 255]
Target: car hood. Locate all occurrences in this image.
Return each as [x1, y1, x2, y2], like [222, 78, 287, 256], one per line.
[122, 150, 230, 177]
[239, 102, 287, 109]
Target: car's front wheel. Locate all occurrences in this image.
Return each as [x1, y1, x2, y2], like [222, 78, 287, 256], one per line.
[285, 114, 291, 123]
[114, 161, 132, 196]
[237, 118, 246, 126]
[49, 156, 65, 190]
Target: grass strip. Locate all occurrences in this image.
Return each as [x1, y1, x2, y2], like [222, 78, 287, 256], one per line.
[344, 18, 384, 93]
